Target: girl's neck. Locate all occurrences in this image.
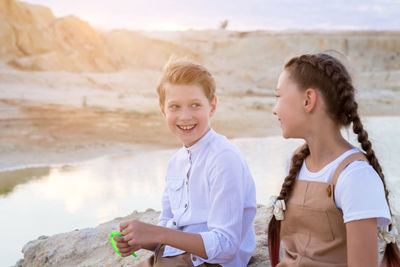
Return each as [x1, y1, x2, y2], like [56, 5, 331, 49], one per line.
[304, 127, 353, 172]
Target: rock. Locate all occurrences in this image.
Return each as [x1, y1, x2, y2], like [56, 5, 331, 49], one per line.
[16, 209, 160, 267]
[15, 207, 400, 266]
[14, 207, 270, 266]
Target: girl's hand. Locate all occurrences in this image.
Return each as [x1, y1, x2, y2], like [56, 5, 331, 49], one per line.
[113, 235, 141, 257]
[120, 219, 159, 247]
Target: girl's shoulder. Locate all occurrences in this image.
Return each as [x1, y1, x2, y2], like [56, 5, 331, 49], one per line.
[335, 159, 391, 226]
[333, 148, 379, 187]
[337, 159, 380, 187]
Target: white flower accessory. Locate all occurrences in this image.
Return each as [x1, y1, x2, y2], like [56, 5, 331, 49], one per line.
[378, 224, 399, 245]
[267, 196, 286, 221]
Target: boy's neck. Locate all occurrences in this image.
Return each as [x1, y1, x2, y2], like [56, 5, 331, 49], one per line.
[184, 127, 211, 148]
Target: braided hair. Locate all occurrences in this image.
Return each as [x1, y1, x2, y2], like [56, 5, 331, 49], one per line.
[267, 53, 399, 267]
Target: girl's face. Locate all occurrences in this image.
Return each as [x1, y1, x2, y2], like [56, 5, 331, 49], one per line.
[272, 70, 307, 139]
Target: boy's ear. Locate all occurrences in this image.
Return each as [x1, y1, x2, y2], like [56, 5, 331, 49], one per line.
[159, 103, 166, 118]
[303, 88, 317, 113]
[210, 96, 217, 116]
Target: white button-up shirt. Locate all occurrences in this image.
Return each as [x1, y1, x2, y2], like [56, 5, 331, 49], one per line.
[158, 129, 257, 267]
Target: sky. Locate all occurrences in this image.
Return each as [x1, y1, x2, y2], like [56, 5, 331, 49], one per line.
[23, 0, 400, 31]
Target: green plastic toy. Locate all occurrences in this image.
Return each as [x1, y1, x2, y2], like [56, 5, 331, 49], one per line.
[110, 231, 137, 257]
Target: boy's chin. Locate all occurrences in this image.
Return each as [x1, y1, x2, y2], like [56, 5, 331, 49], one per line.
[180, 135, 203, 147]
[182, 138, 198, 147]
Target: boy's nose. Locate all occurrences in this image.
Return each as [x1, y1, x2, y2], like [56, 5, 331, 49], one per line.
[180, 107, 193, 119]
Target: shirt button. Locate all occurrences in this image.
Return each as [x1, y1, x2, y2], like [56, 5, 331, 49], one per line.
[192, 256, 197, 261]
[184, 203, 187, 208]
[173, 221, 176, 225]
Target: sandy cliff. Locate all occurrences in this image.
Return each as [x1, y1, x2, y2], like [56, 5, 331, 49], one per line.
[1, 0, 400, 82]
[0, 0, 195, 72]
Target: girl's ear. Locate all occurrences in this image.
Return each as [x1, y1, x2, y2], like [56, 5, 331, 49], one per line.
[210, 96, 217, 117]
[304, 88, 317, 113]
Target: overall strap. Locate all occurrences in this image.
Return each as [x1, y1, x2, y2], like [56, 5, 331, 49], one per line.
[331, 152, 368, 186]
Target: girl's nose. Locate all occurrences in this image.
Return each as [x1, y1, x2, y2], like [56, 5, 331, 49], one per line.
[272, 104, 277, 115]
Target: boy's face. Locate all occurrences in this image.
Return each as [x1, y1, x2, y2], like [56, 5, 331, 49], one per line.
[160, 83, 217, 147]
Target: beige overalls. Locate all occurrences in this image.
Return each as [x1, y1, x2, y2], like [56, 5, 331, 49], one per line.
[279, 152, 368, 267]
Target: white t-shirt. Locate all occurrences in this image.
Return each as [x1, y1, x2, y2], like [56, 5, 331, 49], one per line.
[286, 147, 391, 227]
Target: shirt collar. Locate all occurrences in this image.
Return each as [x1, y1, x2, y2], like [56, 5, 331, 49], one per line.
[184, 128, 215, 157]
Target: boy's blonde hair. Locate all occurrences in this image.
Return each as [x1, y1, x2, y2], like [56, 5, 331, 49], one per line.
[156, 59, 216, 106]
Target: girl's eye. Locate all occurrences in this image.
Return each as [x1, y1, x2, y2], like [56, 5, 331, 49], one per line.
[192, 103, 200, 108]
[169, 105, 179, 109]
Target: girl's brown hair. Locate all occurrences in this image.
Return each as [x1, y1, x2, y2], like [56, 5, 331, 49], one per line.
[267, 53, 400, 267]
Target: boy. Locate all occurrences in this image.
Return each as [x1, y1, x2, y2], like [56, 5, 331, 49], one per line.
[114, 60, 257, 267]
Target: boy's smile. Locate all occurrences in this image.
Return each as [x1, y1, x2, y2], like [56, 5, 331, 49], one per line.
[178, 124, 196, 131]
[161, 83, 216, 147]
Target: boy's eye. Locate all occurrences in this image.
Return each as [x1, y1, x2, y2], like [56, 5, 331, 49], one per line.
[169, 105, 179, 109]
[191, 103, 200, 108]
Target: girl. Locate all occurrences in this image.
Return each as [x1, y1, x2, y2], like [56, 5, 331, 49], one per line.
[268, 53, 400, 267]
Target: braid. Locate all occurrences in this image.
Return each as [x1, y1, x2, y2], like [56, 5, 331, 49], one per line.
[352, 116, 388, 200]
[350, 113, 400, 267]
[278, 144, 310, 201]
[268, 144, 309, 267]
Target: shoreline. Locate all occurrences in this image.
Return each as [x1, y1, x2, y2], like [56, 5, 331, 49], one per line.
[0, 142, 165, 172]
[1, 113, 399, 172]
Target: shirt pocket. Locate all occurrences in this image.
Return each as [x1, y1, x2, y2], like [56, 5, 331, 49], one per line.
[166, 178, 185, 212]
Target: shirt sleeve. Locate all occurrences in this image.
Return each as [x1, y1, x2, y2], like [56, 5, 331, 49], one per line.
[158, 183, 173, 227]
[335, 161, 391, 227]
[199, 149, 256, 263]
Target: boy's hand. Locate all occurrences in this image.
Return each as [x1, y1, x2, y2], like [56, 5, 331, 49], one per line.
[113, 235, 141, 257]
[120, 219, 159, 246]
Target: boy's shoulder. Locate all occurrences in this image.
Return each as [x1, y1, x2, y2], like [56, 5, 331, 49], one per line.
[207, 131, 241, 157]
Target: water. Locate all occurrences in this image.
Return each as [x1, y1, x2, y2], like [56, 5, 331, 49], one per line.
[1, 116, 399, 266]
